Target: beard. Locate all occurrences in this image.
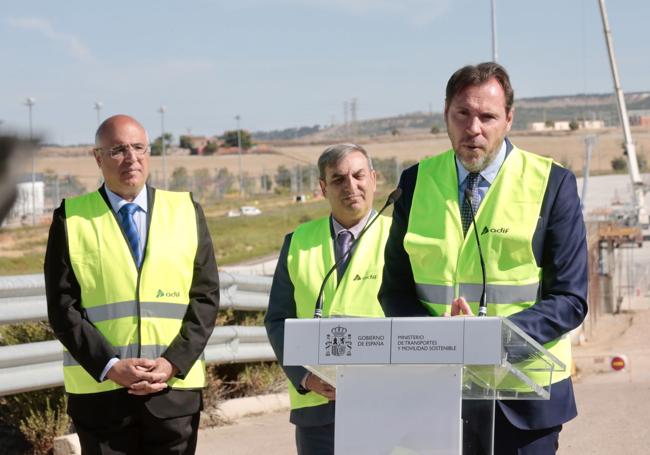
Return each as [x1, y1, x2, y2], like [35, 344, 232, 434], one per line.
[458, 145, 500, 173]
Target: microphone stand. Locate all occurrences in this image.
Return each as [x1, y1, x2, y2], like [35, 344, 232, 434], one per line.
[464, 188, 488, 317]
[313, 188, 402, 318]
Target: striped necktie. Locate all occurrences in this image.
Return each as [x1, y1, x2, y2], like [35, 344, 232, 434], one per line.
[118, 203, 142, 266]
[336, 230, 354, 281]
[461, 173, 481, 235]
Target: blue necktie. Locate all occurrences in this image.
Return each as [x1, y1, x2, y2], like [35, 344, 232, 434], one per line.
[119, 203, 142, 266]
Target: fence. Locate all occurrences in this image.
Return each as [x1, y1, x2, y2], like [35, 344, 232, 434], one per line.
[0, 272, 276, 396]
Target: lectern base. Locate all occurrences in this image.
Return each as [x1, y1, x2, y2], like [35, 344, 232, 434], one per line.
[335, 365, 463, 455]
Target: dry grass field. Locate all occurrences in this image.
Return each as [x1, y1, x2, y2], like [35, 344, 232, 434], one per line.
[29, 127, 650, 192]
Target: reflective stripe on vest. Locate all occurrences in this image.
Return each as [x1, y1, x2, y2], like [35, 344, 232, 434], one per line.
[64, 189, 205, 394]
[286, 214, 391, 410]
[405, 147, 572, 386]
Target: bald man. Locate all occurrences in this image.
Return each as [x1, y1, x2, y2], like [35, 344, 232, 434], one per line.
[45, 115, 220, 454]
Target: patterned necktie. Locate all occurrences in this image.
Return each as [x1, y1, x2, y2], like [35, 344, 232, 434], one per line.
[336, 230, 354, 280]
[461, 173, 481, 235]
[119, 203, 142, 266]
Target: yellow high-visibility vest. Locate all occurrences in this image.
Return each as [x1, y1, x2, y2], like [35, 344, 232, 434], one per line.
[63, 189, 206, 394]
[405, 148, 572, 386]
[286, 214, 390, 410]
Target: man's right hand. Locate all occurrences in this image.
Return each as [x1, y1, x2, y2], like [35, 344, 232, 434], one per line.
[305, 373, 336, 401]
[105, 358, 158, 388]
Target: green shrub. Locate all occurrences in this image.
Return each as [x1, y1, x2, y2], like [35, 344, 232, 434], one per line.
[19, 395, 69, 455]
[611, 157, 627, 171]
[0, 323, 68, 454]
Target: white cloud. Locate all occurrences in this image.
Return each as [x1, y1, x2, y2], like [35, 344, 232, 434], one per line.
[7, 17, 95, 63]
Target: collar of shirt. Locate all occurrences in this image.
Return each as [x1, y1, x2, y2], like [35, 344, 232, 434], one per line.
[456, 139, 507, 187]
[104, 185, 148, 215]
[331, 209, 375, 240]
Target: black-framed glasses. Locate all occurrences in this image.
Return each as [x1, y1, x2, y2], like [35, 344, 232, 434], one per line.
[95, 143, 149, 159]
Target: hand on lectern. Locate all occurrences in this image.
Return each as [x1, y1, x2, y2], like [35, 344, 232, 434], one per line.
[305, 373, 336, 401]
[443, 297, 474, 317]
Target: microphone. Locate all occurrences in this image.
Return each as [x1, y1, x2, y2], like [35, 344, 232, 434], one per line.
[464, 188, 488, 317]
[313, 188, 402, 318]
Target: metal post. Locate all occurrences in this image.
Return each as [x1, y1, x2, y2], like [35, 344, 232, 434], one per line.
[491, 0, 498, 62]
[235, 115, 243, 198]
[581, 135, 597, 211]
[25, 97, 36, 226]
[158, 106, 168, 189]
[93, 101, 103, 126]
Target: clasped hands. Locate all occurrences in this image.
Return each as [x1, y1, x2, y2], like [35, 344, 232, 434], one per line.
[443, 297, 475, 317]
[106, 357, 179, 396]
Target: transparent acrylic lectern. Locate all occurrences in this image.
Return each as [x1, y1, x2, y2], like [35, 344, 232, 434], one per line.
[283, 317, 565, 455]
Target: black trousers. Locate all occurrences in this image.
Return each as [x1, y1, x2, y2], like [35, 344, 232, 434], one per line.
[463, 401, 561, 455]
[73, 403, 200, 455]
[295, 423, 335, 455]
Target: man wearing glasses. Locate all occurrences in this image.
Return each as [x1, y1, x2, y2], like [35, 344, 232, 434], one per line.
[45, 115, 220, 454]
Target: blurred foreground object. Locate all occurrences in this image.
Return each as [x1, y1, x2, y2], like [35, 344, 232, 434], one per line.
[0, 136, 32, 223]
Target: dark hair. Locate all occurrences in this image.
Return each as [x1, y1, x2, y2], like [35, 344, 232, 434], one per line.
[318, 143, 372, 180]
[445, 62, 514, 113]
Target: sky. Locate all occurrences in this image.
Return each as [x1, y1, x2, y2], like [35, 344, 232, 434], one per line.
[1, 0, 648, 145]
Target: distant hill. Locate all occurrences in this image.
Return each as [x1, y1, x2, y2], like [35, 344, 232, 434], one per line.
[251, 91, 650, 141]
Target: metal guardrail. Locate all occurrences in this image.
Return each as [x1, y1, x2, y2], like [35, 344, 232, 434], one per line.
[0, 273, 276, 396]
[0, 326, 276, 396]
[0, 272, 272, 325]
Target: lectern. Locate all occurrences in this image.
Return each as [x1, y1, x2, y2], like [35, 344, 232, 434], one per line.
[284, 317, 565, 455]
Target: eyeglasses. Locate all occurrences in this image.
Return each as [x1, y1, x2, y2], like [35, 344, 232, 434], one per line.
[95, 143, 149, 159]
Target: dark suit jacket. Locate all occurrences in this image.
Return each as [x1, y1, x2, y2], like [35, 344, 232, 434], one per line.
[264, 224, 337, 428]
[45, 185, 220, 422]
[379, 141, 589, 430]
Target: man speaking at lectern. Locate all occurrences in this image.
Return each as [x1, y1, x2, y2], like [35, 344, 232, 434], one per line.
[379, 63, 588, 454]
[265, 143, 390, 454]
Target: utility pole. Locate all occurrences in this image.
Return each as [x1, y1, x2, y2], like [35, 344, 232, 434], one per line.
[25, 97, 36, 225]
[491, 0, 498, 61]
[235, 114, 243, 198]
[94, 101, 103, 126]
[158, 106, 168, 189]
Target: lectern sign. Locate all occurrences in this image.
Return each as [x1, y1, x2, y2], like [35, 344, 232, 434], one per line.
[391, 317, 464, 364]
[319, 318, 391, 365]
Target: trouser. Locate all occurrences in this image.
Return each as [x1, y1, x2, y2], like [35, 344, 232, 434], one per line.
[295, 423, 335, 455]
[463, 401, 561, 455]
[73, 405, 200, 455]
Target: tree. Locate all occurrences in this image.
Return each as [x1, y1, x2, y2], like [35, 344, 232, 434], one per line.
[179, 135, 192, 149]
[274, 165, 292, 189]
[170, 166, 189, 191]
[611, 157, 627, 171]
[260, 173, 272, 192]
[569, 120, 579, 131]
[430, 124, 441, 134]
[222, 130, 253, 149]
[203, 141, 218, 156]
[214, 168, 234, 198]
[150, 133, 173, 156]
[192, 168, 211, 201]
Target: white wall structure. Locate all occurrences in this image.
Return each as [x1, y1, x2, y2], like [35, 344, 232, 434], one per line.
[4, 175, 44, 225]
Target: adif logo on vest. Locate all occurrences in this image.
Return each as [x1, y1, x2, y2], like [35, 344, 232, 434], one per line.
[481, 226, 509, 235]
[353, 273, 378, 282]
[156, 289, 181, 298]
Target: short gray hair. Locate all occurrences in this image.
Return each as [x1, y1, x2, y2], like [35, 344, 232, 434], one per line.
[318, 143, 373, 180]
